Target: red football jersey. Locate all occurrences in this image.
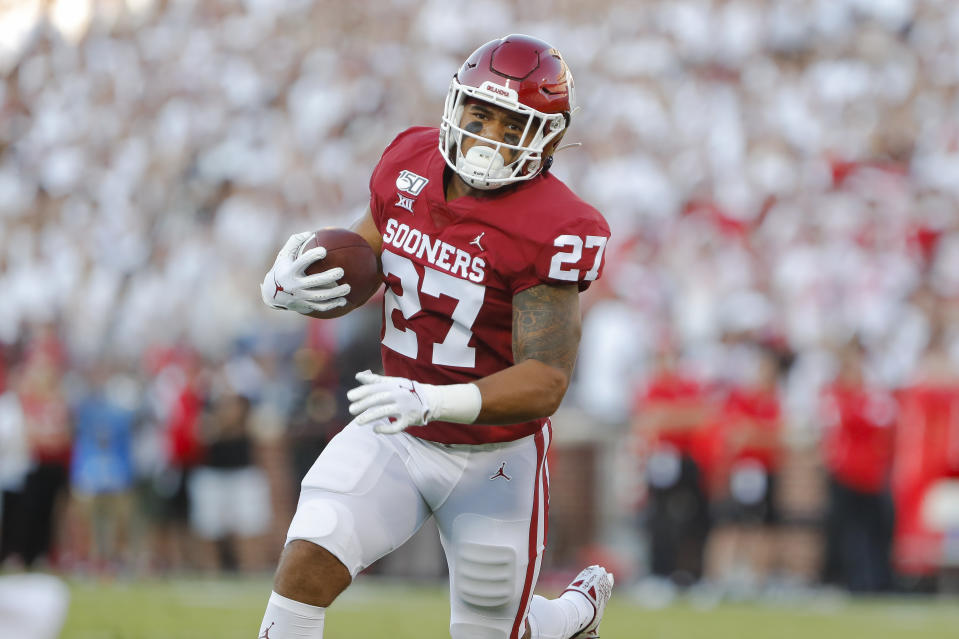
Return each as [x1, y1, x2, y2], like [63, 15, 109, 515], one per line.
[368, 127, 610, 444]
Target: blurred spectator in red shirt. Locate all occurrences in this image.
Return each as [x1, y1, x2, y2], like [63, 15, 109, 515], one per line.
[819, 337, 896, 592]
[1, 344, 71, 568]
[703, 343, 784, 594]
[632, 341, 714, 586]
[892, 311, 959, 584]
[139, 346, 206, 574]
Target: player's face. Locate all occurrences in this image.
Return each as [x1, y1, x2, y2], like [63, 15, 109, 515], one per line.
[458, 99, 537, 165]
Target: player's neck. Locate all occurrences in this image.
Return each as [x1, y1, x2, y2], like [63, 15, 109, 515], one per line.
[444, 169, 513, 202]
[444, 172, 480, 202]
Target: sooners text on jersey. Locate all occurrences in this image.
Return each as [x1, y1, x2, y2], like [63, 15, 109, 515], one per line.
[369, 127, 610, 444]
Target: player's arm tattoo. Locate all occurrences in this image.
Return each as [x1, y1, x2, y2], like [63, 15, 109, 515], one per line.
[512, 283, 582, 378]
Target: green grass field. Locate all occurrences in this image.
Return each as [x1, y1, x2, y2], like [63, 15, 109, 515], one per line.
[61, 576, 959, 639]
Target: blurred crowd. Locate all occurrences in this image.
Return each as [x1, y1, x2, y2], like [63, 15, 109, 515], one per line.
[1, 0, 958, 595]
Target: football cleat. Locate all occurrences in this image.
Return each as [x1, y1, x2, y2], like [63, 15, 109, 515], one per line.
[564, 564, 614, 638]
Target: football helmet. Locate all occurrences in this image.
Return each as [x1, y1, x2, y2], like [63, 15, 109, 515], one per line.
[439, 34, 576, 190]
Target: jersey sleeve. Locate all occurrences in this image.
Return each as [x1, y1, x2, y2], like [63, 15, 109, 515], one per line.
[512, 208, 611, 294]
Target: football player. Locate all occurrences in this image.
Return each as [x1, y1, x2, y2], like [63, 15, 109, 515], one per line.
[258, 34, 613, 639]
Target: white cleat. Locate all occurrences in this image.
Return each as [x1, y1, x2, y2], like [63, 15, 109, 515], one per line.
[564, 565, 615, 639]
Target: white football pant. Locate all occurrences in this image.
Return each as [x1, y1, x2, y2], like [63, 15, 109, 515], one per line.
[286, 419, 552, 639]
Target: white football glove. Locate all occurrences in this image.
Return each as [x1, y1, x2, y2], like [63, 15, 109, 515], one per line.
[347, 370, 482, 434]
[260, 231, 350, 315]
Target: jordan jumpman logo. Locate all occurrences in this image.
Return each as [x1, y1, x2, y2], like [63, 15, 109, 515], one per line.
[260, 622, 275, 639]
[490, 462, 511, 481]
[470, 232, 485, 251]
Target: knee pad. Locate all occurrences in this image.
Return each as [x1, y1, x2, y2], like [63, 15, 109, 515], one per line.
[286, 498, 362, 576]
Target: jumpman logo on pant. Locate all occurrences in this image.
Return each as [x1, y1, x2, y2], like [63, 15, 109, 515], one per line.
[490, 462, 511, 481]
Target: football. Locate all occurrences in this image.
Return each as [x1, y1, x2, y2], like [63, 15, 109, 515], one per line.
[297, 227, 382, 319]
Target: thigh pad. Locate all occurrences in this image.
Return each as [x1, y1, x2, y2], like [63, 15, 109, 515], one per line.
[454, 539, 518, 608]
[448, 513, 532, 613]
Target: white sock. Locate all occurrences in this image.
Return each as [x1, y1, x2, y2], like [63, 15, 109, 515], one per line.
[526, 592, 593, 639]
[258, 591, 325, 639]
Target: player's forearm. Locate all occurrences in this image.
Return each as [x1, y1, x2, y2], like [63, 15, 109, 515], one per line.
[473, 359, 570, 424]
[467, 282, 579, 425]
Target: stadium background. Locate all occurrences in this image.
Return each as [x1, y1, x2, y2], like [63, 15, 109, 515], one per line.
[1, 0, 958, 636]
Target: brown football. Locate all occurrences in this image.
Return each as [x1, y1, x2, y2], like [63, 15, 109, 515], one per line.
[298, 228, 382, 319]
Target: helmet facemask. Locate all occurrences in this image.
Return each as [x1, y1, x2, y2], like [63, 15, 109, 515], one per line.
[439, 77, 567, 190]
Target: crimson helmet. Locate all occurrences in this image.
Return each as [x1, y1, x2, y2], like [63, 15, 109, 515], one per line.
[439, 34, 576, 190]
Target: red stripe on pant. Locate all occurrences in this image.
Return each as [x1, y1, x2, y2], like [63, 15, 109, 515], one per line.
[509, 426, 547, 639]
[544, 421, 552, 546]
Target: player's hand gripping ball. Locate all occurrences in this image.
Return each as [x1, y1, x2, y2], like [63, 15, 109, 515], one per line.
[297, 228, 382, 318]
[260, 228, 381, 319]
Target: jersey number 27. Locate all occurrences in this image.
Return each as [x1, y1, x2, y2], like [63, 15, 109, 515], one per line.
[381, 234, 607, 369]
[381, 252, 485, 369]
[548, 235, 607, 281]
